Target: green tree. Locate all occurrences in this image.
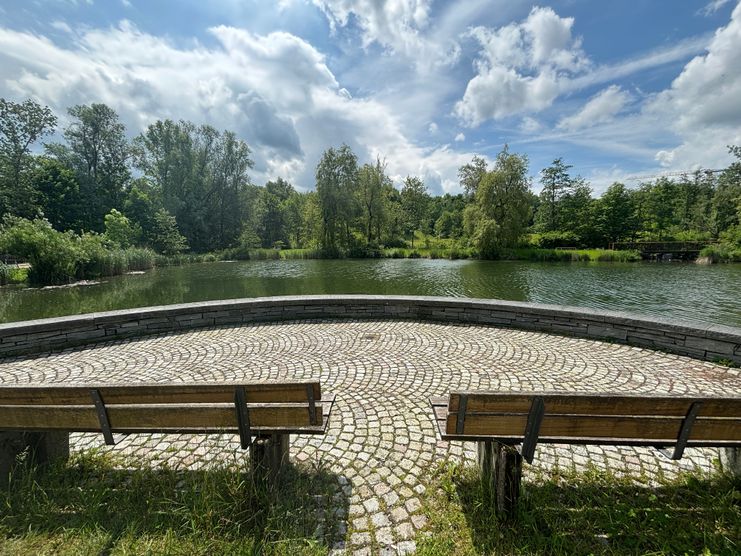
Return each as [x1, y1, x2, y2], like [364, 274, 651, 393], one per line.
[598, 182, 639, 244]
[466, 147, 531, 257]
[400, 176, 429, 247]
[31, 157, 82, 231]
[49, 104, 130, 230]
[315, 144, 358, 255]
[0, 98, 57, 218]
[711, 146, 741, 236]
[535, 158, 572, 232]
[458, 155, 487, 198]
[148, 209, 188, 255]
[357, 158, 388, 246]
[104, 208, 140, 248]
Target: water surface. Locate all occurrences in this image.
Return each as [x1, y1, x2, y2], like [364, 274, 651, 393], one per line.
[1, 259, 739, 327]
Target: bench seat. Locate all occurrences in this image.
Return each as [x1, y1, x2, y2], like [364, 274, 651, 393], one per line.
[431, 392, 741, 516]
[1, 381, 334, 481]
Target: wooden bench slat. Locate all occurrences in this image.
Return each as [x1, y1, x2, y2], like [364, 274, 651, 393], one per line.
[0, 401, 331, 432]
[0, 382, 321, 406]
[447, 393, 741, 418]
[444, 413, 741, 442]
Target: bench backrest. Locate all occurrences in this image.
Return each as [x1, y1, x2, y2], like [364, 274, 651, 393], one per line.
[433, 392, 741, 461]
[0, 382, 329, 440]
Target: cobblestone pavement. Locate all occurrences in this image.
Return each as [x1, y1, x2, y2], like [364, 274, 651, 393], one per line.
[2, 320, 740, 554]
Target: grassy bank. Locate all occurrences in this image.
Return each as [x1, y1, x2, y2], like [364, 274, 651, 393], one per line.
[0, 452, 340, 555]
[416, 462, 740, 555]
[700, 244, 741, 263]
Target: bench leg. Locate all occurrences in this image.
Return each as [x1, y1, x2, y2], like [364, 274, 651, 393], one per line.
[1, 431, 69, 486]
[250, 434, 289, 480]
[720, 448, 741, 478]
[478, 440, 522, 518]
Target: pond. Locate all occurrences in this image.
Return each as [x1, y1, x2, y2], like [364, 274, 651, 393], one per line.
[1, 259, 740, 327]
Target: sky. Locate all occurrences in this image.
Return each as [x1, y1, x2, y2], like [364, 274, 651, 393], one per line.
[0, 0, 740, 195]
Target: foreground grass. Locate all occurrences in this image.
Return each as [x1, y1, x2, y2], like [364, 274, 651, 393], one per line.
[416, 462, 740, 555]
[0, 451, 342, 555]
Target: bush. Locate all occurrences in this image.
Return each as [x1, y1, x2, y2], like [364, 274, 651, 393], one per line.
[0, 217, 80, 284]
[530, 231, 581, 248]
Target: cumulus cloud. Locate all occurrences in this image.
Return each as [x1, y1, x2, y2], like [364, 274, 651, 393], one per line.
[312, 0, 459, 69]
[454, 6, 588, 125]
[454, 132, 465, 142]
[644, 1, 741, 169]
[0, 20, 476, 192]
[558, 85, 631, 130]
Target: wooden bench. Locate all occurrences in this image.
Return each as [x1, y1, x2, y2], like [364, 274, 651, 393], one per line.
[431, 392, 741, 516]
[0, 381, 334, 482]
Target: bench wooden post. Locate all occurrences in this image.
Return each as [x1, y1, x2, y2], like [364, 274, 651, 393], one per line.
[1, 431, 69, 485]
[250, 433, 290, 479]
[478, 440, 522, 517]
[720, 447, 741, 478]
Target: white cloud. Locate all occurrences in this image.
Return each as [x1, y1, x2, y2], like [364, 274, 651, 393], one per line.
[519, 116, 541, 133]
[644, 1, 741, 169]
[699, 0, 732, 16]
[454, 132, 465, 142]
[312, 0, 459, 69]
[0, 20, 479, 193]
[428, 122, 438, 133]
[558, 85, 631, 130]
[454, 7, 588, 125]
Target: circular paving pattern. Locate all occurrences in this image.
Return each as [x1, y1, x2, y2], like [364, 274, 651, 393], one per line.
[1, 320, 740, 554]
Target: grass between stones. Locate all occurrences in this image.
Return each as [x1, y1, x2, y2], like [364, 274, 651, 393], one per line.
[415, 462, 740, 556]
[0, 451, 343, 555]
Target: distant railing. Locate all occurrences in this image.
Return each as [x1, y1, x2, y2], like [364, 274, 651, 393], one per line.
[609, 241, 716, 253]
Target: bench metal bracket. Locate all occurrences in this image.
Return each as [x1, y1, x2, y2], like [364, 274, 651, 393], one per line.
[306, 384, 317, 425]
[455, 394, 468, 435]
[671, 401, 702, 460]
[234, 386, 252, 449]
[90, 389, 116, 446]
[521, 396, 545, 464]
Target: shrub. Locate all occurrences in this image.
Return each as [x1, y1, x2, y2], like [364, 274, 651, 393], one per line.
[0, 217, 80, 284]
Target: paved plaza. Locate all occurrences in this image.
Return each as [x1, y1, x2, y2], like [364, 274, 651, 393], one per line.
[1, 320, 739, 554]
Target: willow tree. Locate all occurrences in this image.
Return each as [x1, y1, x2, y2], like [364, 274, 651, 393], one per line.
[465, 146, 531, 258]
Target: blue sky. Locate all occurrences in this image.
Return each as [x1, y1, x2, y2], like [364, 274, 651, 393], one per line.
[1, 0, 739, 195]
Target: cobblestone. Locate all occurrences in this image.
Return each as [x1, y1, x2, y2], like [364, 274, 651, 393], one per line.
[1, 319, 739, 554]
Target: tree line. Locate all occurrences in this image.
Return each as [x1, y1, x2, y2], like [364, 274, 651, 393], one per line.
[1, 98, 740, 265]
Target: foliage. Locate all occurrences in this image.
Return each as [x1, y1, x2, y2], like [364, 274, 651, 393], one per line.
[0, 451, 340, 555]
[148, 209, 188, 255]
[528, 231, 580, 248]
[0, 98, 57, 218]
[315, 144, 358, 255]
[0, 217, 80, 284]
[416, 462, 740, 556]
[465, 147, 532, 257]
[104, 208, 141, 248]
[30, 157, 82, 232]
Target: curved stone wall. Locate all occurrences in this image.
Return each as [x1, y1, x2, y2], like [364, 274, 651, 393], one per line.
[0, 295, 739, 364]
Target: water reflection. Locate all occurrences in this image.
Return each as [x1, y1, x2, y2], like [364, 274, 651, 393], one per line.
[1, 259, 739, 327]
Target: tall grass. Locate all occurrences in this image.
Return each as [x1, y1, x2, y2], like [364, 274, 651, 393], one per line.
[416, 462, 740, 555]
[500, 248, 641, 262]
[0, 451, 343, 555]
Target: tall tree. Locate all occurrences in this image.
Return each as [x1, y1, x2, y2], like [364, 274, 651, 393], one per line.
[315, 144, 358, 254]
[31, 157, 82, 231]
[357, 158, 388, 246]
[598, 182, 639, 244]
[466, 147, 531, 257]
[51, 103, 130, 230]
[536, 158, 572, 232]
[0, 98, 57, 217]
[457, 155, 487, 198]
[400, 176, 429, 247]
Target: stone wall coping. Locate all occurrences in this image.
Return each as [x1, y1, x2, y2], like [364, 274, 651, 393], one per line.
[1, 295, 739, 363]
